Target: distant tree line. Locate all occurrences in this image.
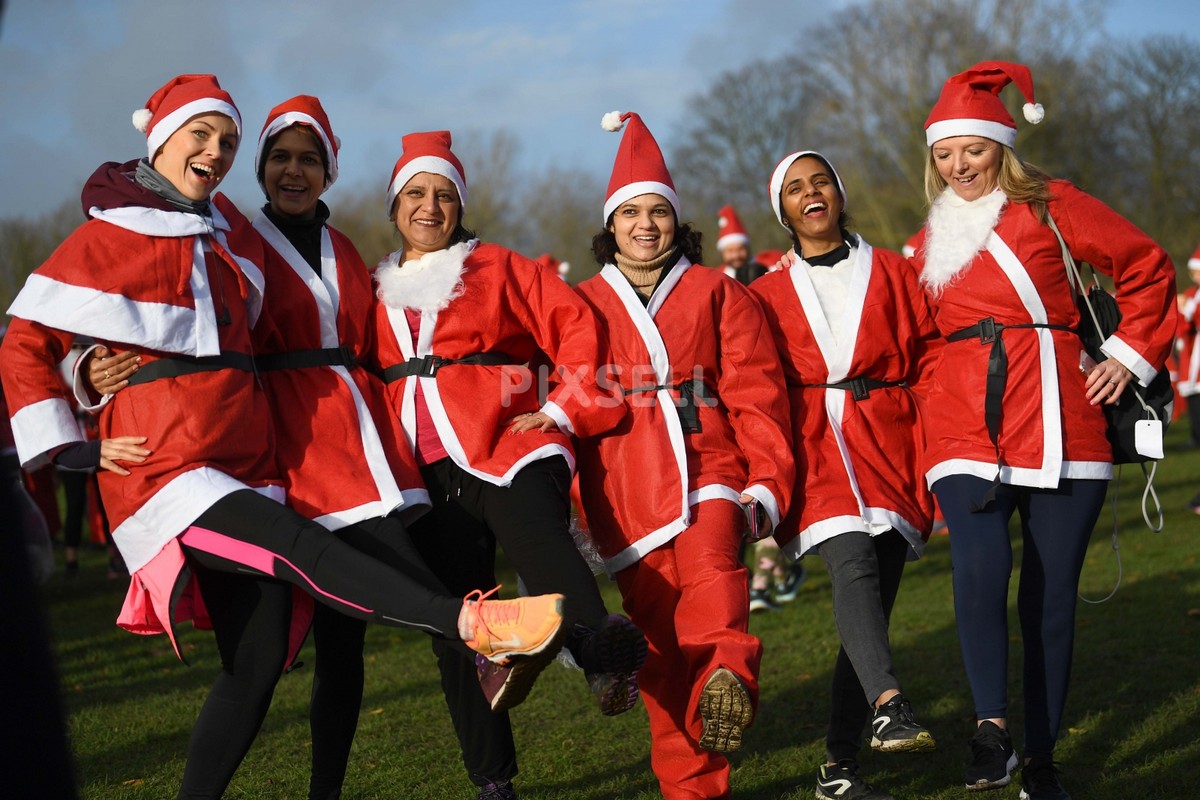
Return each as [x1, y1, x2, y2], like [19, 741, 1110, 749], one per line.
[3, 0, 1198, 312]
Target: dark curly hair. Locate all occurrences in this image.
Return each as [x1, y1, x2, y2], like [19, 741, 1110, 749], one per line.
[591, 217, 704, 266]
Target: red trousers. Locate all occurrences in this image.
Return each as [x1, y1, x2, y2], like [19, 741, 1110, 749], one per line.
[616, 499, 761, 800]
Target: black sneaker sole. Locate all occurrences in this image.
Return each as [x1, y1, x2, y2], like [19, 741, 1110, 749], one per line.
[593, 614, 648, 674]
[871, 730, 936, 753]
[489, 623, 569, 713]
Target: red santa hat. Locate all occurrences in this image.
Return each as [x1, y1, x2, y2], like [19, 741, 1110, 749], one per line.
[600, 111, 680, 225]
[755, 249, 784, 271]
[924, 60, 1044, 148]
[716, 204, 751, 252]
[132, 74, 241, 159]
[534, 252, 570, 279]
[254, 95, 341, 189]
[768, 150, 847, 229]
[1189, 243, 1200, 272]
[386, 130, 468, 215]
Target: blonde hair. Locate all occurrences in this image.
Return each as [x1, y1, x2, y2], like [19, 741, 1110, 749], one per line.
[924, 143, 1052, 221]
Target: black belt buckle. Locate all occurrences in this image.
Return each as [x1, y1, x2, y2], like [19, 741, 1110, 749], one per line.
[411, 355, 443, 377]
[978, 317, 998, 345]
[849, 377, 870, 401]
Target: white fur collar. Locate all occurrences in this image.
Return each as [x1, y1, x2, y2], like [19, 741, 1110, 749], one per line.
[375, 240, 476, 313]
[920, 188, 1007, 296]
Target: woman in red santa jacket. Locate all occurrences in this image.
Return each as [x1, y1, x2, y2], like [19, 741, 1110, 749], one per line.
[750, 149, 942, 800]
[913, 62, 1176, 800]
[368, 130, 644, 800]
[1174, 245, 1200, 454]
[573, 111, 794, 800]
[0, 75, 565, 800]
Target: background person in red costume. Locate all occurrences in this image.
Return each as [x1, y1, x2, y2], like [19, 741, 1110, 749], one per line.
[573, 110, 794, 800]
[913, 61, 1176, 800]
[752, 149, 942, 800]
[368, 130, 643, 800]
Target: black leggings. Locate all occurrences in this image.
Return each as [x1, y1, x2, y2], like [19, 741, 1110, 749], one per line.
[175, 493, 460, 799]
[820, 529, 910, 763]
[409, 456, 610, 787]
[934, 475, 1107, 757]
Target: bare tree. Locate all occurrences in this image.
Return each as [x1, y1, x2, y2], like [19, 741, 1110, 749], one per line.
[1, 201, 82, 312]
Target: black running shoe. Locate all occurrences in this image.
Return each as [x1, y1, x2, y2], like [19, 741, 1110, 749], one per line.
[815, 760, 895, 799]
[477, 778, 517, 800]
[869, 694, 935, 753]
[1019, 755, 1070, 800]
[965, 720, 1017, 791]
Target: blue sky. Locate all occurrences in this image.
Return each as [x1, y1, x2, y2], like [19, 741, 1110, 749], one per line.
[1, 0, 1196, 220]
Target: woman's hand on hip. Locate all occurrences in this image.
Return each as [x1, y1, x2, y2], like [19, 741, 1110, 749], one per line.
[88, 346, 141, 395]
[1084, 357, 1134, 405]
[506, 411, 559, 435]
[99, 436, 151, 476]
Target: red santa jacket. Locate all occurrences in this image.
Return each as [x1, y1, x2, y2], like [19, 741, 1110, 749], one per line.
[1, 172, 283, 575]
[912, 180, 1176, 488]
[252, 214, 429, 527]
[751, 239, 940, 558]
[574, 257, 794, 573]
[369, 240, 623, 484]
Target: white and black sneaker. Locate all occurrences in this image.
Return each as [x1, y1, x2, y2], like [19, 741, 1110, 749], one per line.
[965, 720, 1017, 791]
[869, 694, 935, 753]
[815, 760, 895, 800]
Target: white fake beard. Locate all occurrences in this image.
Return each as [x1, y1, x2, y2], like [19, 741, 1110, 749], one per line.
[375, 240, 475, 313]
[920, 187, 1007, 297]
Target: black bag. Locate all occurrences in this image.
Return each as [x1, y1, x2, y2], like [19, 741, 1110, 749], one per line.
[1049, 214, 1173, 464]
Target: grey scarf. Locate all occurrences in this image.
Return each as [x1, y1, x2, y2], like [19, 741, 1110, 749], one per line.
[134, 158, 211, 216]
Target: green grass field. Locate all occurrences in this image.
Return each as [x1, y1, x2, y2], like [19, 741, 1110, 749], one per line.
[42, 428, 1200, 799]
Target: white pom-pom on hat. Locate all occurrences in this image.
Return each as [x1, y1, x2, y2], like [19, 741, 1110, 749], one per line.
[1023, 102, 1045, 124]
[334, 135, 342, 150]
[132, 108, 153, 133]
[601, 111, 625, 132]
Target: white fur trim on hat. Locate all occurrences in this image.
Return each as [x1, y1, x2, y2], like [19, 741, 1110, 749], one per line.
[146, 98, 242, 158]
[601, 111, 625, 132]
[132, 108, 153, 133]
[768, 150, 847, 229]
[387, 155, 468, 215]
[925, 117, 1016, 148]
[255, 110, 339, 189]
[716, 232, 750, 251]
[603, 181, 680, 225]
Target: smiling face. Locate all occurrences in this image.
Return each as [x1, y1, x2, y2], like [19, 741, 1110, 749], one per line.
[779, 156, 843, 255]
[932, 136, 1002, 202]
[152, 113, 238, 201]
[609, 193, 676, 262]
[392, 172, 460, 260]
[263, 126, 327, 220]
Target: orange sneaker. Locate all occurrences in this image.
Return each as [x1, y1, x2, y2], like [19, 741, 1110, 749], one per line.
[462, 586, 565, 664]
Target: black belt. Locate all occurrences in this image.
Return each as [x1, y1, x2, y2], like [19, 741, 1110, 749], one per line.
[623, 378, 717, 433]
[125, 351, 257, 386]
[380, 352, 516, 383]
[794, 376, 905, 401]
[1, 451, 20, 475]
[947, 316, 1076, 510]
[257, 346, 357, 372]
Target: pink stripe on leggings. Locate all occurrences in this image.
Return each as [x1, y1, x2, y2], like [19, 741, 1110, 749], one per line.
[179, 526, 375, 615]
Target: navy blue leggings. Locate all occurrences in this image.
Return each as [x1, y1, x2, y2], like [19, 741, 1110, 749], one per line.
[933, 475, 1107, 757]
